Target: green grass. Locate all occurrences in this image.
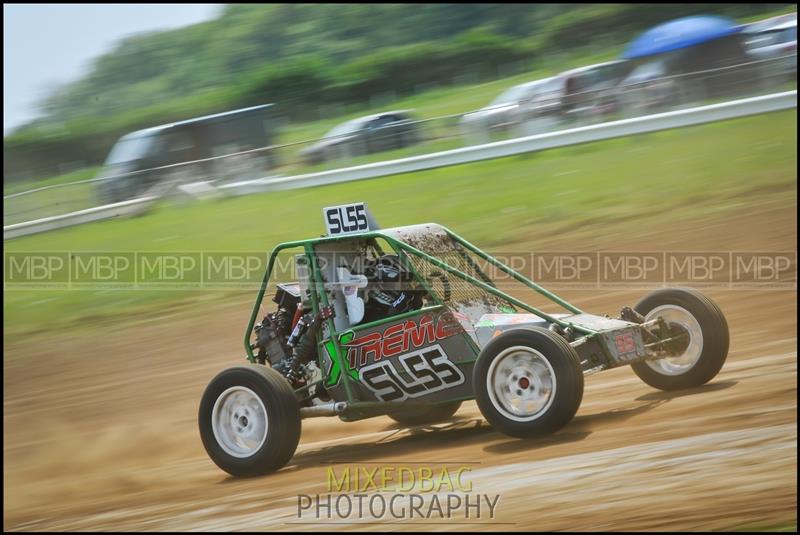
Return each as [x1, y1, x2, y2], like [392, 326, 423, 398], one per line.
[3, 48, 620, 224]
[4, 48, 621, 224]
[3, 183, 100, 226]
[3, 110, 796, 336]
[739, 5, 797, 23]
[731, 520, 797, 532]
[3, 166, 103, 226]
[3, 166, 101, 195]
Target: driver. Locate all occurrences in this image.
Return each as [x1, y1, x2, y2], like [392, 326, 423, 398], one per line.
[360, 254, 425, 324]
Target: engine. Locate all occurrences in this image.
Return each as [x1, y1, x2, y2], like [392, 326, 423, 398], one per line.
[252, 283, 332, 393]
[251, 255, 425, 396]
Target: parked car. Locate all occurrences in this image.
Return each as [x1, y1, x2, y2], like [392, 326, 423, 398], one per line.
[742, 13, 797, 84]
[618, 59, 680, 115]
[298, 111, 420, 165]
[459, 60, 631, 139]
[96, 104, 277, 204]
[459, 79, 554, 137]
[558, 60, 633, 122]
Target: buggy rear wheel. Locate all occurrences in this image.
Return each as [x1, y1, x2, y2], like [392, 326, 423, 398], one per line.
[631, 287, 729, 391]
[473, 327, 583, 438]
[199, 365, 300, 477]
[387, 400, 462, 426]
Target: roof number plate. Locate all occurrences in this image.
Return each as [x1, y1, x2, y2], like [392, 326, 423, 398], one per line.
[324, 203, 370, 237]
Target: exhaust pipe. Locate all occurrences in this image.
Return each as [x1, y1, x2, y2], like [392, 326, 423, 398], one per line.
[300, 401, 347, 418]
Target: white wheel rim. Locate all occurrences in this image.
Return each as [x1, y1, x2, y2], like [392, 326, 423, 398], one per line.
[211, 386, 268, 458]
[645, 304, 704, 376]
[487, 345, 557, 422]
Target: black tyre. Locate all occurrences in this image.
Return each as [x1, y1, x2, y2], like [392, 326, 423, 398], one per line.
[474, 328, 584, 438]
[198, 364, 301, 477]
[387, 400, 462, 426]
[631, 287, 729, 391]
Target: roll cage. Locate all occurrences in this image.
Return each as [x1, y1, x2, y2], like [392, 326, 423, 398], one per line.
[245, 225, 602, 403]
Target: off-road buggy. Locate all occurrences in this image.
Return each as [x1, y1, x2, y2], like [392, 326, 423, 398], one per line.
[199, 203, 729, 476]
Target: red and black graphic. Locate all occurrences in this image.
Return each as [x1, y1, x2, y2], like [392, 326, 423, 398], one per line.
[343, 311, 463, 369]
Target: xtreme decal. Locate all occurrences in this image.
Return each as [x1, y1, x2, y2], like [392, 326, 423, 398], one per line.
[343, 312, 463, 369]
[322, 332, 359, 388]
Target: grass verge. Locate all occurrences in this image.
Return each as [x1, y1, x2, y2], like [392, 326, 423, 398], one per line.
[3, 110, 796, 336]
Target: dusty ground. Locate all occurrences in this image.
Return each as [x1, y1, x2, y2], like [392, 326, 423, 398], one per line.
[3, 200, 797, 531]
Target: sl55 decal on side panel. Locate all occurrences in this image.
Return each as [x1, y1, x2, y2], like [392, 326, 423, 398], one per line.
[359, 343, 466, 402]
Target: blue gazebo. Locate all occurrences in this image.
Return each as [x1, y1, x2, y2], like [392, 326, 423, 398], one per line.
[621, 15, 754, 100]
[623, 15, 742, 59]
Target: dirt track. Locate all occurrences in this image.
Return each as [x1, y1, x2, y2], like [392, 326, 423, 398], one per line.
[3, 200, 797, 531]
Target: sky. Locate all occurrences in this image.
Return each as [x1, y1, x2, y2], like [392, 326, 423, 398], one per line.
[3, 4, 222, 134]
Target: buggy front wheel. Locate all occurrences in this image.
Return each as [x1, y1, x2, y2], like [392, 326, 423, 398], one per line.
[198, 364, 301, 477]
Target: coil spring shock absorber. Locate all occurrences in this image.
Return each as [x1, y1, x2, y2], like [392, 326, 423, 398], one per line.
[290, 305, 304, 331]
[283, 306, 334, 383]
